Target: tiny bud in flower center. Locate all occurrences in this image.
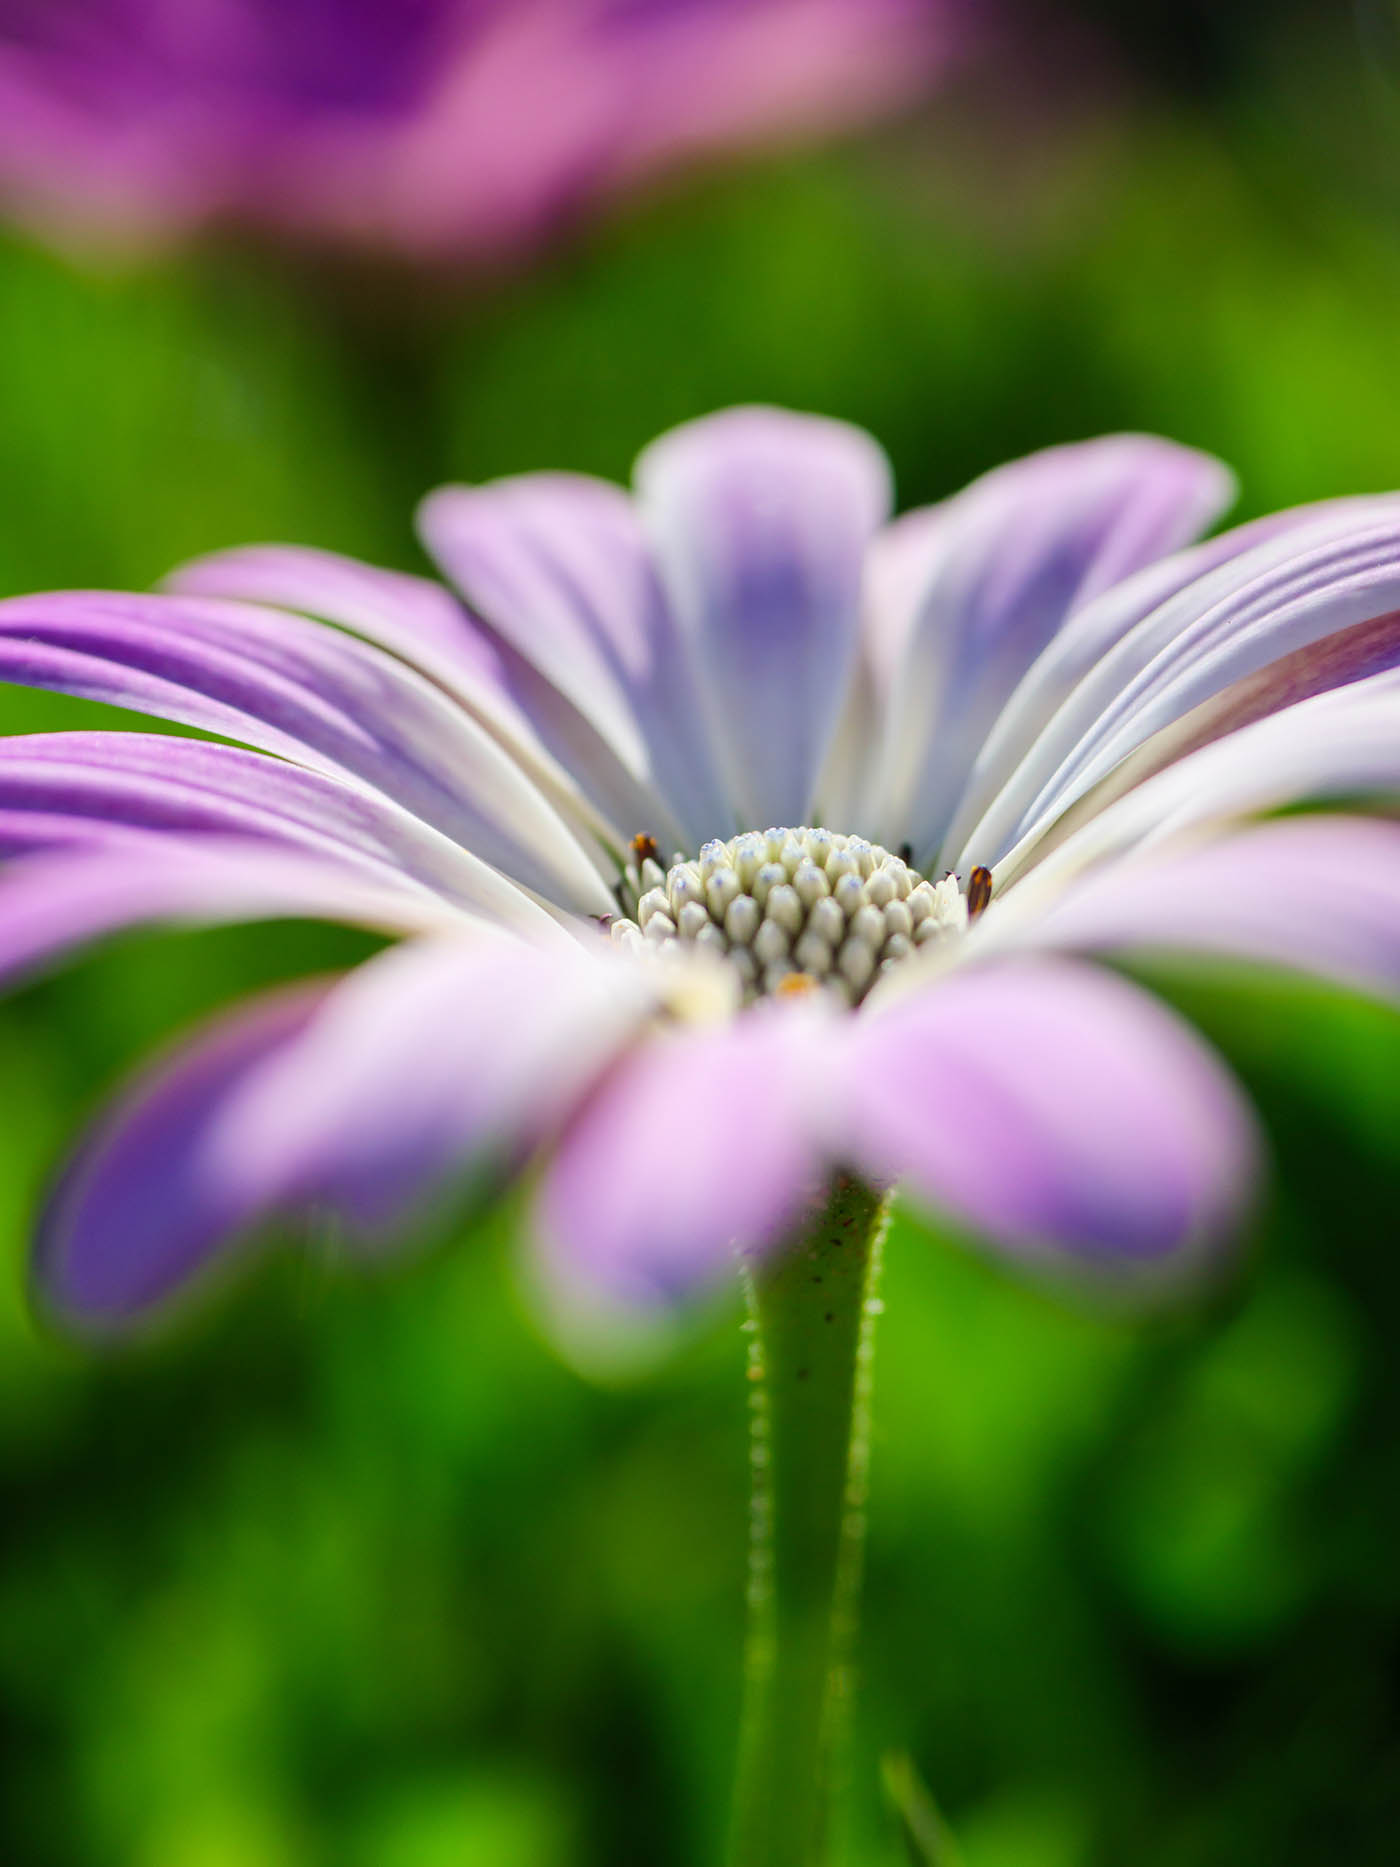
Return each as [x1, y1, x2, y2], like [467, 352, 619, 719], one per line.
[610, 827, 970, 1005]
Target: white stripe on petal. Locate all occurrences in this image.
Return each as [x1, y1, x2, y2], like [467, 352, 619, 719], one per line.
[169, 543, 625, 850]
[994, 670, 1400, 894]
[421, 471, 730, 849]
[862, 435, 1233, 861]
[0, 590, 615, 914]
[957, 498, 1400, 873]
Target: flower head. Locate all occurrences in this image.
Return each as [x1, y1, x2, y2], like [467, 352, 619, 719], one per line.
[2, 406, 1399, 1331]
[0, 0, 958, 256]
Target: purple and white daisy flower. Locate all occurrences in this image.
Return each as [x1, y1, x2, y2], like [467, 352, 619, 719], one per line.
[0, 0, 958, 257]
[1, 405, 1399, 1332]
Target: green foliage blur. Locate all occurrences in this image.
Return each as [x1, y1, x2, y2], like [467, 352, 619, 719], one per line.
[1, 6, 1398, 1863]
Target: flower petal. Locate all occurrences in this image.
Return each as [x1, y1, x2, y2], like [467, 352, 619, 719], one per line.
[984, 816, 1400, 1003]
[209, 930, 658, 1239]
[961, 500, 1400, 873]
[843, 960, 1259, 1273]
[34, 982, 333, 1329]
[1000, 670, 1400, 890]
[35, 929, 651, 1330]
[0, 590, 613, 913]
[0, 731, 548, 922]
[634, 406, 892, 828]
[862, 435, 1234, 860]
[420, 471, 731, 848]
[0, 839, 461, 992]
[169, 543, 617, 843]
[534, 1000, 833, 1306]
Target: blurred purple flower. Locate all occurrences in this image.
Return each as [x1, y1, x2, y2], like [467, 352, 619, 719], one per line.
[0, 0, 959, 255]
[2, 406, 1399, 1330]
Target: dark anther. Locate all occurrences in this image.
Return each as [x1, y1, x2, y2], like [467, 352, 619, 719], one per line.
[630, 831, 660, 867]
[592, 914, 614, 930]
[967, 865, 993, 920]
[898, 841, 914, 865]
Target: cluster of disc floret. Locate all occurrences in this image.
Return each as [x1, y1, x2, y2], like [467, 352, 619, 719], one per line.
[610, 827, 968, 1004]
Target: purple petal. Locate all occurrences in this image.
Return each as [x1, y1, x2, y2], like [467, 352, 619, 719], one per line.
[992, 816, 1400, 1002]
[420, 471, 731, 849]
[634, 406, 892, 828]
[0, 839, 459, 992]
[34, 928, 650, 1330]
[865, 435, 1233, 860]
[534, 1000, 833, 1306]
[0, 590, 612, 913]
[0, 731, 549, 924]
[963, 499, 1400, 873]
[168, 544, 509, 690]
[208, 930, 658, 1238]
[1002, 670, 1400, 891]
[35, 981, 333, 1329]
[167, 543, 602, 834]
[843, 961, 1259, 1271]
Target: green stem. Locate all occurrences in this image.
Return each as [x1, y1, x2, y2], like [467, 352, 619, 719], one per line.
[729, 1176, 891, 1867]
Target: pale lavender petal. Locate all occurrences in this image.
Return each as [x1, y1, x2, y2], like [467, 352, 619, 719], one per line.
[995, 603, 1400, 872]
[959, 500, 1400, 874]
[998, 670, 1400, 891]
[844, 961, 1259, 1270]
[0, 590, 613, 912]
[0, 731, 549, 922]
[420, 470, 731, 849]
[0, 839, 461, 991]
[168, 542, 524, 718]
[534, 1001, 834, 1305]
[936, 502, 1380, 868]
[35, 981, 333, 1328]
[166, 543, 614, 839]
[34, 927, 648, 1329]
[634, 406, 892, 828]
[985, 817, 1400, 1003]
[866, 435, 1235, 862]
[209, 930, 658, 1237]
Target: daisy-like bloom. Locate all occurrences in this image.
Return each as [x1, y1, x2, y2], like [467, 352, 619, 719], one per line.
[0, 0, 957, 257]
[2, 406, 1400, 1331]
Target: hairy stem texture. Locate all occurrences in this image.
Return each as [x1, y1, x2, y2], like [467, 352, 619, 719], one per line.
[729, 1176, 890, 1867]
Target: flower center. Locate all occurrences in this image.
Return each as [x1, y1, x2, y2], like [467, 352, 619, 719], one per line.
[609, 827, 970, 1005]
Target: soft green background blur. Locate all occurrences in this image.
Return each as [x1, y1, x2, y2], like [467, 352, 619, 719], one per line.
[2, 5, 1399, 1864]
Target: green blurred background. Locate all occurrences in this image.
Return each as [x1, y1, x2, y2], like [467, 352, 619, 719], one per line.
[2, 4, 1399, 1863]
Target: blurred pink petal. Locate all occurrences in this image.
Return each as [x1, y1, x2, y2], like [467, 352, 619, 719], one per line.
[845, 960, 1259, 1273]
[992, 815, 1400, 1004]
[0, 0, 965, 256]
[535, 1000, 832, 1304]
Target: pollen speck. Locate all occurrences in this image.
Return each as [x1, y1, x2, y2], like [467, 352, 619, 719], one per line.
[967, 866, 993, 919]
[774, 971, 818, 998]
